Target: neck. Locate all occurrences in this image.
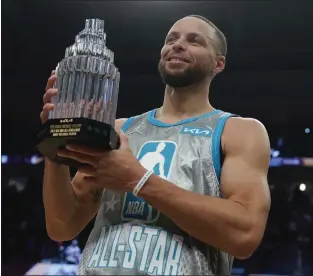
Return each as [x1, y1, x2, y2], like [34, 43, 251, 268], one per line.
[158, 79, 214, 121]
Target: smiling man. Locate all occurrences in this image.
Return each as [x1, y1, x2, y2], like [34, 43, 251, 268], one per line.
[42, 15, 271, 275]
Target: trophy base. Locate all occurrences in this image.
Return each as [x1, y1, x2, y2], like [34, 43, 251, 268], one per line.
[36, 118, 119, 167]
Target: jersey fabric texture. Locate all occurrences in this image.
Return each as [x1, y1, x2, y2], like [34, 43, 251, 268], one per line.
[77, 109, 236, 275]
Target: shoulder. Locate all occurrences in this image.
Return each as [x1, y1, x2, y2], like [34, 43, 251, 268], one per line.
[114, 110, 155, 133]
[223, 117, 268, 137]
[222, 117, 270, 157]
[114, 118, 128, 134]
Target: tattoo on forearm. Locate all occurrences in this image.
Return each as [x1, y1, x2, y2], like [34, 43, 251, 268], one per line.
[91, 188, 103, 203]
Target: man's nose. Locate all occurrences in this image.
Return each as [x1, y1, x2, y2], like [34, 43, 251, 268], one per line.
[172, 38, 187, 51]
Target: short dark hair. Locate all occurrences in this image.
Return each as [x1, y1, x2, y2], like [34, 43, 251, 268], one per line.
[187, 15, 227, 56]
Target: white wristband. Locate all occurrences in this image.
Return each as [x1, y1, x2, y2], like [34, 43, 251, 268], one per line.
[133, 170, 153, 196]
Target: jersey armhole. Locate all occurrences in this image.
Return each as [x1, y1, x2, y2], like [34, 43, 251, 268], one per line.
[212, 114, 237, 182]
[121, 117, 136, 133]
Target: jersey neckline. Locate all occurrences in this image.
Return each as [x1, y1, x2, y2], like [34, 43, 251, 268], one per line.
[147, 108, 221, 127]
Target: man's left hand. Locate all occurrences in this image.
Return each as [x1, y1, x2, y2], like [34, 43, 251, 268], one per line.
[57, 133, 147, 193]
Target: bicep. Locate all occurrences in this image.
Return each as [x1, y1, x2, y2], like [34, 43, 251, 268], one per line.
[220, 119, 271, 235]
[220, 153, 270, 216]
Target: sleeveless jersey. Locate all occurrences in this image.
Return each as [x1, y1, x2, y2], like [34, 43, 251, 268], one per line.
[77, 109, 235, 275]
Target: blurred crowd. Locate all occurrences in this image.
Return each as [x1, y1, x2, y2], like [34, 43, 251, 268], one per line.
[240, 183, 313, 275]
[1, 171, 91, 275]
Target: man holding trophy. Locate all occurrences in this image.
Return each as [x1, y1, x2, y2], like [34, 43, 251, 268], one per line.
[40, 16, 271, 275]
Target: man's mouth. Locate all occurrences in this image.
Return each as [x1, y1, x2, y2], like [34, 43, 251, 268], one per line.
[167, 56, 189, 63]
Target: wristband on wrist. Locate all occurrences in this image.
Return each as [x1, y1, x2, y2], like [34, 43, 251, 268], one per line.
[133, 170, 153, 196]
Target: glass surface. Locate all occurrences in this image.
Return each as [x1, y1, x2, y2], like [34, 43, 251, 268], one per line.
[49, 18, 120, 125]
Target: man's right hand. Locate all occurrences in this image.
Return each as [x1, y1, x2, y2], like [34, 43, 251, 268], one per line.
[40, 71, 57, 124]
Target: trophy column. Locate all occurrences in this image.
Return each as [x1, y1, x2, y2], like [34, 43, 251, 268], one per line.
[36, 19, 120, 167]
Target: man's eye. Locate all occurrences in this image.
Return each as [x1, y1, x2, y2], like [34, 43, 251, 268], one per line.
[166, 37, 177, 44]
[189, 37, 201, 44]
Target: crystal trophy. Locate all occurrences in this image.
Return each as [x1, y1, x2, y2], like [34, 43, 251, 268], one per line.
[36, 19, 120, 167]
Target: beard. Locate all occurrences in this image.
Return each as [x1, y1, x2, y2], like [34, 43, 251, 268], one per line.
[158, 60, 212, 88]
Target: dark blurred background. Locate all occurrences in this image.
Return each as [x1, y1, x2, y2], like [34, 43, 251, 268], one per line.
[2, 0, 313, 275]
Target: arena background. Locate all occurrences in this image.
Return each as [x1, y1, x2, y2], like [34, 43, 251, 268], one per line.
[2, 0, 313, 275]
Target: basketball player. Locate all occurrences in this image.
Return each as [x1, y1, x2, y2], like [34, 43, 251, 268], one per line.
[41, 15, 271, 275]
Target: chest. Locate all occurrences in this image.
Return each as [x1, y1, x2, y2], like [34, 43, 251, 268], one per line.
[98, 125, 219, 225]
[123, 128, 218, 204]
[137, 121, 210, 151]
[128, 126, 214, 183]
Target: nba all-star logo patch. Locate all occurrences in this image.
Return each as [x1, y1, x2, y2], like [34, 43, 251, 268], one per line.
[121, 141, 177, 223]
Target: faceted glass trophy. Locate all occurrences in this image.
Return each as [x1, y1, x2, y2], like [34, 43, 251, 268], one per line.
[36, 19, 120, 167]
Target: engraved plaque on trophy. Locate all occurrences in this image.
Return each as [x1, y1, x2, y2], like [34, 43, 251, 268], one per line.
[36, 19, 120, 167]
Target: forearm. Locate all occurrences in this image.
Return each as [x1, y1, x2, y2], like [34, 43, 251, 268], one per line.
[43, 159, 78, 223]
[139, 175, 254, 258]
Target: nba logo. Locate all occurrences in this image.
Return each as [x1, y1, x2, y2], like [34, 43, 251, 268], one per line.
[121, 141, 177, 223]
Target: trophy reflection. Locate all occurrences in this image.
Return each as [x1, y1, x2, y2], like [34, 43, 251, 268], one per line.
[36, 19, 120, 167]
